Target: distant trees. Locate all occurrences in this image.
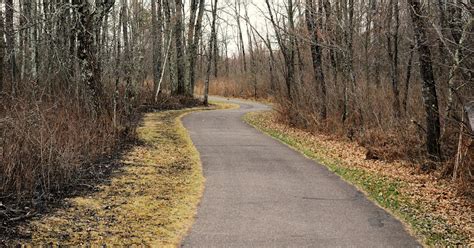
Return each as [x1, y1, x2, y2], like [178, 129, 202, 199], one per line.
[203, 0, 473, 175]
[0, 0, 219, 110]
[0, 0, 471, 186]
[0, 0, 219, 200]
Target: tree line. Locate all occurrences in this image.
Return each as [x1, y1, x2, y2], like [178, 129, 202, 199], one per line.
[0, 0, 472, 197]
[0, 0, 220, 198]
[205, 0, 472, 180]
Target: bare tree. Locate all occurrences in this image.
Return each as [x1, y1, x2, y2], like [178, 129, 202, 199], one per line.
[204, 0, 218, 105]
[265, 0, 295, 99]
[305, 0, 327, 119]
[0, 0, 5, 93]
[152, 0, 163, 97]
[407, 0, 441, 160]
[5, 0, 17, 95]
[187, 0, 205, 96]
[387, 0, 401, 118]
[174, 0, 186, 95]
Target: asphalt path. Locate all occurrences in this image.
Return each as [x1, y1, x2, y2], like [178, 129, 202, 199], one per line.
[181, 97, 420, 248]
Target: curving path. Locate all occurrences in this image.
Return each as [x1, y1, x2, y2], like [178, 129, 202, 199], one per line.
[181, 97, 420, 248]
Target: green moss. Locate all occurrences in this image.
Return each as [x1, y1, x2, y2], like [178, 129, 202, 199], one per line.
[244, 111, 469, 247]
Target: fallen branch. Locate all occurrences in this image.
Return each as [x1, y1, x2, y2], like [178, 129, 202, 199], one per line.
[8, 211, 35, 222]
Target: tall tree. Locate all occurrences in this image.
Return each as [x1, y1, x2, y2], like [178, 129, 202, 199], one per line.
[305, 0, 327, 119]
[235, 0, 247, 73]
[163, 0, 177, 94]
[187, 0, 205, 96]
[265, 0, 295, 99]
[5, 0, 17, 95]
[0, 0, 5, 93]
[151, 0, 163, 97]
[204, 0, 218, 105]
[387, 0, 401, 118]
[174, 0, 186, 95]
[76, 0, 114, 114]
[407, 0, 441, 160]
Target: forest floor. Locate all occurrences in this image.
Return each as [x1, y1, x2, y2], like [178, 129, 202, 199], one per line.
[244, 111, 473, 247]
[3, 101, 237, 246]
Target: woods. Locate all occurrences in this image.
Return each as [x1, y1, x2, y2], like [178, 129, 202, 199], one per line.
[0, 0, 209, 202]
[0, 0, 471, 208]
[203, 0, 473, 187]
[0, 0, 472, 245]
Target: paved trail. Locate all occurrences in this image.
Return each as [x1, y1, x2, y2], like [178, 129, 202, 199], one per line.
[181, 97, 420, 248]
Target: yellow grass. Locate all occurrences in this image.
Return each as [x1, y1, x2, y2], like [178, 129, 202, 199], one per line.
[19, 102, 237, 246]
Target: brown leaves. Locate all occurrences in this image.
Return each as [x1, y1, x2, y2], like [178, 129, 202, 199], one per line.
[246, 111, 474, 245]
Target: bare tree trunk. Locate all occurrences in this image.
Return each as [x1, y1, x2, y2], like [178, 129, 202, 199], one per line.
[342, 0, 356, 123]
[247, 26, 257, 99]
[187, 0, 205, 96]
[155, 31, 173, 101]
[0, 0, 5, 93]
[235, 0, 247, 73]
[407, 0, 442, 160]
[204, 0, 218, 105]
[174, 0, 186, 95]
[446, 15, 473, 118]
[266, 32, 276, 93]
[305, 0, 327, 119]
[286, 0, 296, 100]
[224, 30, 229, 77]
[387, 0, 401, 118]
[265, 0, 294, 100]
[403, 44, 415, 114]
[364, 0, 374, 91]
[213, 24, 219, 78]
[163, 0, 177, 94]
[151, 0, 163, 97]
[113, 5, 121, 128]
[77, 1, 101, 114]
[76, 0, 114, 115]
[5, 0, 17, 96]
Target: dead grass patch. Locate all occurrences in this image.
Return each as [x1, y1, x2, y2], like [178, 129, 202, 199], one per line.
[4, 102, 234, 246]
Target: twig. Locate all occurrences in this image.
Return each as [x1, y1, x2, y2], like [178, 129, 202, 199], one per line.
[411, 119, 427, 134]
[8, 211, 35, 222]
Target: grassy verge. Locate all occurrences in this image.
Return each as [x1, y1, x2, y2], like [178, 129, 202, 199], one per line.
[12, 103, 236, 246]
[244, 111, 471, 247]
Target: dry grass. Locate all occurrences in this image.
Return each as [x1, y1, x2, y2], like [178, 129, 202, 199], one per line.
[245, 111, 473, 246]
[5, 102, 235, 246]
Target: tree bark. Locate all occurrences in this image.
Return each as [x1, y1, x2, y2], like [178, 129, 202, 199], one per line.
[174, 0, 186, 95]
[77, 1, 101, 114]
[387, 0, 401, 118]
[305, 0, 327, 119]
[5, 0, 17, 95]
[407, 0, 442, 160]
[204, 0, 218, 105]
[151, 0, 163, 97]
[235, 0, 247, 73]
[187, 0, 205, 96]
[0, 0, 5, 93]
[403, 44, 415, 114]
[265, 0, 294, 100]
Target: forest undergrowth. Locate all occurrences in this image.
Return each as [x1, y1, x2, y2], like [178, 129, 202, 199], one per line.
[0, 90, 204, 243]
